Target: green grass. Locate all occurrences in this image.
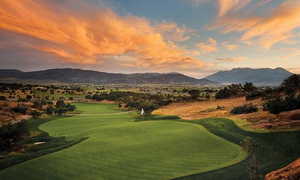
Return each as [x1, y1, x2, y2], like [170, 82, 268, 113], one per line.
[0, 117, 86, 170]
[0, 103, 246, 180]
[174, 118, 300, 180]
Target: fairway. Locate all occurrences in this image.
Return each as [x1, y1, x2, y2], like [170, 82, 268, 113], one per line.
[0, 103, 246, 180]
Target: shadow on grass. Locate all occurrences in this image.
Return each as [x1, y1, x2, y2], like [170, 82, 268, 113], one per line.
[0, 117, 87, 170]
[135, 114, 181, 122]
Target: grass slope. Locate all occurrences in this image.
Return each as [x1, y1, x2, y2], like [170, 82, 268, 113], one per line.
[174, 118, 300, 180]
[0, 103, 246, 180]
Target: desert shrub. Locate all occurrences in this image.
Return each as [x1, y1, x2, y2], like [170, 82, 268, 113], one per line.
[55, 99, 66, 108]
[46, 106, 56, 115]
[31, 110, 42, 118]
[216, 83, 259, 99]
[263, 95, 300, 114]
[280, 74, 300, 95]
[246, 90, 263, 100]
[0, 96, 7, 101]
[243, 82, 257, 92]
[230, 104, 258, 114]
[64, 104, 76, 112]
[11, 105, 28, 114]
[216, 84, 245, 99]
[188, 89, 200, 99]
[26, 95, 32, 101]
[53, 100, 76, 115]
[17, 98, 27, 102]
[32, 99, 48, 109]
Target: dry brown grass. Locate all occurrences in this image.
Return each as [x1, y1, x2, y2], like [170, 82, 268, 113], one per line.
[0, 101, 32, 127]
[265, 158, 300, 180]
[153, 97, 262, 120]
[153, 97, 300, 131]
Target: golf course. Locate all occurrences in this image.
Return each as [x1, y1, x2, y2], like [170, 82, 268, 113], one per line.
[0, 103, 247, 180]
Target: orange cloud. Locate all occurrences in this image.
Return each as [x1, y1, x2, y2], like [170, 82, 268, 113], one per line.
[288, 68, 300, 74]
[155, 22, 195, 42]
[216, 57, 247, 63]
[0, 0, 205, 71]
[222, 42, 239, 51]
[196, 38, 217, 53]
[212, 0, 300, 48]
[188, 0, 251, 16]
[217, 0, 251, 16]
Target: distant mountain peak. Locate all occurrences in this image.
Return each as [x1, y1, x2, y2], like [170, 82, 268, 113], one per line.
[206, 67, 293, 86]
[0, 68, 216, 85]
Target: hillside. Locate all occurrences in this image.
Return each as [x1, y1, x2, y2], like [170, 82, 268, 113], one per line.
[205, 67, 293, 86]
[0, 68, 214, 85]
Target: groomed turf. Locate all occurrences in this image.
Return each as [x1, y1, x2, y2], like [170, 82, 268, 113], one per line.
[0, 103, 246, 180]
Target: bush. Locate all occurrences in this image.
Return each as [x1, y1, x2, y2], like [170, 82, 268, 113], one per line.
[243, 82, 257, 92]
[46, 106, 55, 115]
[0, 121, 29, 151]
[0, 96, 7, 101]
[280, 74, 300, 95]
[11, 105, 28, 114]
[31, 110, 42, 118]
[230, 104, 258, 114]
[263, 95, 300, 114]
[188, 89, 200, 99]
[246, 90, 262, 100]
[216, 84, 245, 99]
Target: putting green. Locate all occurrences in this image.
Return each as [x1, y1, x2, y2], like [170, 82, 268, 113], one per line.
[0, 103, 246, 180]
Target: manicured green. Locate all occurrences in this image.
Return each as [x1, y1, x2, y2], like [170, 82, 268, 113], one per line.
[0, 103, 246, 180]
[175, 118, 300, 180]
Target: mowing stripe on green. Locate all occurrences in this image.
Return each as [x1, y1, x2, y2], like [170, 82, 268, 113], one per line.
[0, 103, 246, 180]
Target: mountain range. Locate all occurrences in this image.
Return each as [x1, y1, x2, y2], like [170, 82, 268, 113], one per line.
[205, 67, 293, 86]
[0, 67, 294, 86]
[0, 69, 214, 85]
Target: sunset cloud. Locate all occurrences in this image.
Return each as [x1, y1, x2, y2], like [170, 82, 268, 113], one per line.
[155, 22, 195, 42]
[216, 0, 251, 16]
[222, 42, 239, 51]
[288, 68, 300, 74]
[211, 0, 300, 48]
[188, 0, 251, 16]
[216, 57, 247, 63]
[0, 0, 205, 71]
[196, 38, 217, 54]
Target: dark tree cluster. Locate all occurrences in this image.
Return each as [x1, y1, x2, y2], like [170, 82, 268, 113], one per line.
[263, 95, 300, 114]
[263, 75, 300, 114]
[86, 91, 187, 114]
[0, 121, 29, 152]
[46, 99, 76, 116]
[280, 74, 300, 95]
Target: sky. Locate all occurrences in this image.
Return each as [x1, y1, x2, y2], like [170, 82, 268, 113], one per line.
[0, 0, 300, 77]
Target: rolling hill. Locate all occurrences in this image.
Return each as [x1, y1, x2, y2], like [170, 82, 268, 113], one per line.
[0, 68, 215, 85]
[205, 67, 293, 86]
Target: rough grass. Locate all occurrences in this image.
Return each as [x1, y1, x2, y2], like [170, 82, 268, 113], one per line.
[0, 103, 246, 180]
